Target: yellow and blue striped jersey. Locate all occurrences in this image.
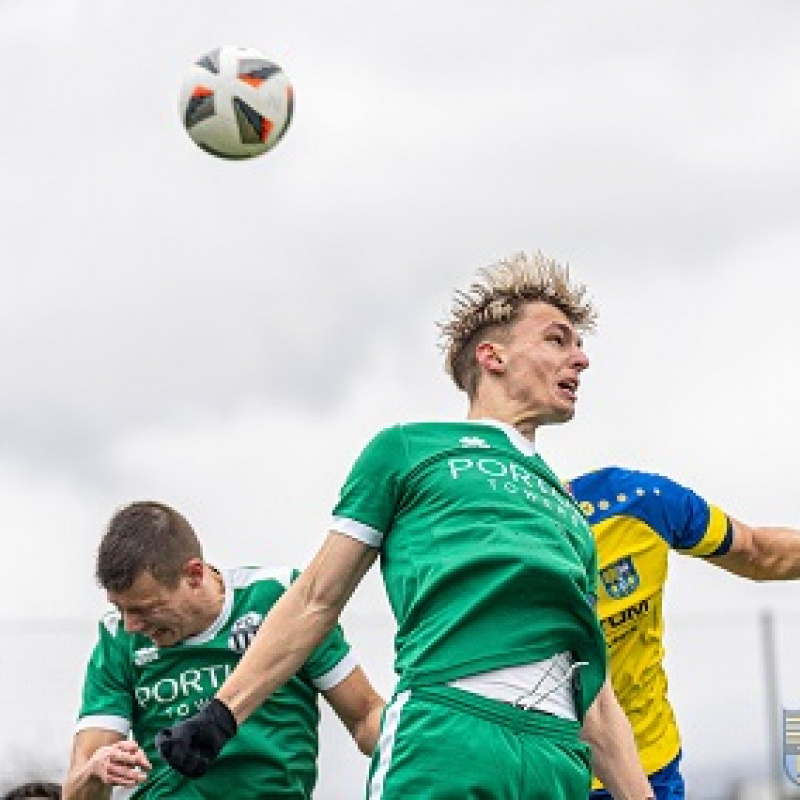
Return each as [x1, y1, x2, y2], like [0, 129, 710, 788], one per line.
[569, 466, 733, 783]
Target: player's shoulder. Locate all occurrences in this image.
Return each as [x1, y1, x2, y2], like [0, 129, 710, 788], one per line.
[359, 420, 477, 459]
[225, 565, 297, 593]
[100, 607, 123, 636]
[569, 466, 694, 523]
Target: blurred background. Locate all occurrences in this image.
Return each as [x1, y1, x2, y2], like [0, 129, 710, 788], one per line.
[1, 0, 800, 797]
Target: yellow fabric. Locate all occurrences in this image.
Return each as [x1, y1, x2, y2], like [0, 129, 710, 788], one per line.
[588, 504, 729, 788]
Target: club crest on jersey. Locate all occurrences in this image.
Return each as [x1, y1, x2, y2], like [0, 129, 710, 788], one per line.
[600, 556, 640, 599]
[784, 709, 800, 785]
[228, 612, 263, 653]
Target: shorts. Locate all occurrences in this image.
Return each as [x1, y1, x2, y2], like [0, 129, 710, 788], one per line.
[366, 685, 591, 799]
[589, 751, 685, 800]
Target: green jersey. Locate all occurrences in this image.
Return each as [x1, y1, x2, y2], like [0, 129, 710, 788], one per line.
[331, 420, 606, 715]
[76, 566, 356, 799]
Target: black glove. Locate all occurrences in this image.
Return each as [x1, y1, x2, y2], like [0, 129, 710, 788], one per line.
[155, 698, 237, 778]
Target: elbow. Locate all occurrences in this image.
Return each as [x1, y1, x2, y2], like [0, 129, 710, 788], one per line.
[352, 700, 384, 757]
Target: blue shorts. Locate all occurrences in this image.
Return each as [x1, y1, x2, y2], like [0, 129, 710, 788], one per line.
[589, 751, 684, 800]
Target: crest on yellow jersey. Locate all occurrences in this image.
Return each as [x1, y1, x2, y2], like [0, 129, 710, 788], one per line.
[599, 556, 639, 599]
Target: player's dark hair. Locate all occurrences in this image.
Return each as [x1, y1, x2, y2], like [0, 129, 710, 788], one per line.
[96, 501, 203, 592]
[2, 782, 61, 800]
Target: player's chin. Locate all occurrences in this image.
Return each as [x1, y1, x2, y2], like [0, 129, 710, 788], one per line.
[147, 629, 176, 647]
[547, 402, 577, 424]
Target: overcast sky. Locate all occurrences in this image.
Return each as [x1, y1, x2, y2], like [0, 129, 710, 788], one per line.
[1, 0, 800, 791]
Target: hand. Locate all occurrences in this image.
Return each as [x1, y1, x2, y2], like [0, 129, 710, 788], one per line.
[155, 698, 237, 778]
[87, 739, 150, 786]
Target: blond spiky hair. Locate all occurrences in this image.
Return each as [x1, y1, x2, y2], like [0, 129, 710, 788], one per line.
[438, 251, 597, 396]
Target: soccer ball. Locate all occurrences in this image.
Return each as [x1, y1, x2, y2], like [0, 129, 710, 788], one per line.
[179, 45, 294, 160]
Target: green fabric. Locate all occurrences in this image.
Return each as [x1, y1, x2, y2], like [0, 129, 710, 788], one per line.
[78, 566, 352, 799]
[333, 420, 606, 715]
[365, 688, 591, 799]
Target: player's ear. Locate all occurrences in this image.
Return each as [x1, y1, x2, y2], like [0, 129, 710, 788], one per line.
[184, 559, 205, 587]
[475, 341, 505, 375]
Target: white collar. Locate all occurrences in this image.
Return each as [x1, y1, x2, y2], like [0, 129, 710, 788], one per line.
[469, 418, 537, 457]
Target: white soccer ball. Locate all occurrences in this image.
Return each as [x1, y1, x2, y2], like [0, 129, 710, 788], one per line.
[178, 45, 294, 160]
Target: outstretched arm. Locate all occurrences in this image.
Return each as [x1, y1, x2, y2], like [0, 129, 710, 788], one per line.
[581, 678, 654, 800]
[323, 666, 385, 755]
[63, 729, 150, 800]
[708, 518, 800, 581]
[156, 532, 379, 779]
[217, 532, 378, 722]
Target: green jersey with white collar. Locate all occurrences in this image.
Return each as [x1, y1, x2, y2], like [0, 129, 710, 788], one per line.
[331, 420, 605, 715]
[76, 566, 356, 799]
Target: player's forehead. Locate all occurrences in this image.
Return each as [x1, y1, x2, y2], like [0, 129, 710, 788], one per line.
[515, 301, 579, 336]
[108, 569, 172, 607]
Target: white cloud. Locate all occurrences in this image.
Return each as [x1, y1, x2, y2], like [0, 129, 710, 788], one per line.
[1, 1, 799, 790]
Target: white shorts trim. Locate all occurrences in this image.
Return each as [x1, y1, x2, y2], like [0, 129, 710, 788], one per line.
[367, 690, 411, 799]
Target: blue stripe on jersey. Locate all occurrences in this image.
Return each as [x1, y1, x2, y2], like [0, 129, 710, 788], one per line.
[570, 466, 730, 554]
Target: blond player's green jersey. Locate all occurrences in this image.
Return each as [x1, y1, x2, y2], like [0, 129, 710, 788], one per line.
[331, 420, 607, 717]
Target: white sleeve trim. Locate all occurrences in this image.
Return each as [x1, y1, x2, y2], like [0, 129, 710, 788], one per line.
[311, 651, 358, 691]
[330, 517, 383, 548]
[75, 714, 131, 737]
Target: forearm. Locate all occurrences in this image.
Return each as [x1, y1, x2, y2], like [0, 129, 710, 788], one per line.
[217, 533, 375, 723]
[62, 762, 112, 800]
[711, 523, 800, 581]
[217, 576, 340, 721]
[586, 721, 652, 798]
[581, 681, 653, 800]
[351, 701, 385, 756]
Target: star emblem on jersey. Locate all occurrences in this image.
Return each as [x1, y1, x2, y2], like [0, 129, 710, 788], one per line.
[228, 612, 263, 653]
[459, 436, 490, 448]
[600, 556, 640, 599]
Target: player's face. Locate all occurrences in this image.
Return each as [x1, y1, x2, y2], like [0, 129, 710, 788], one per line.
[501, 301, 589, 425]
[108, 568, 203, 648]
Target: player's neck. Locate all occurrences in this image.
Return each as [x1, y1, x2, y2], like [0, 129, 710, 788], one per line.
[467, 401, 538, 441]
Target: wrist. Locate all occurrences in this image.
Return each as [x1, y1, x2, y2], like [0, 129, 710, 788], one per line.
[203, 697, 237, 738]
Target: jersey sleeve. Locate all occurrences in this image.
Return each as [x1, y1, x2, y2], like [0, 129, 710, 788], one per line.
[302, 622, 357, 691]
[76, 611, 135, 735]
[330, 426, 406, 548]
[647, 473, 733, 557]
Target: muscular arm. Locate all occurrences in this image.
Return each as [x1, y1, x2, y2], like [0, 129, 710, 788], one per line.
[63, 729, 150, 800]
[217, 532, 378, 723]
[708, 518, 800, 581]
[581, 678, 654, 800]
[323, 665, 385, 756]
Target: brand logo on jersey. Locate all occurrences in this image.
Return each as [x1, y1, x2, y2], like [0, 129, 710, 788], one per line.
[134, 646, 159, 667]
[459, 436, 490, 449]
[228, 612, 263, 653]
[600, 556, 640, 599]
[784, 709, 800, 785]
